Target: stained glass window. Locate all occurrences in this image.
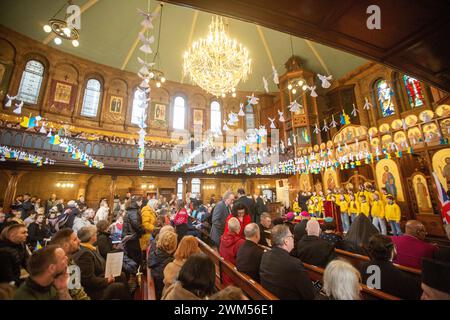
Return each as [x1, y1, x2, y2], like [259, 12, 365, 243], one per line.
[131, 89, 147, 125]
[375, 79, 395, 117]
[177, 177, 183, 200]
[403, 75, 425, 108]
[80, 79, 101, 117]
[210, 101, 221, 133]
[17, 60, 44, 104]
[173, 96, 186, 130]
[191, 178, 201, 197]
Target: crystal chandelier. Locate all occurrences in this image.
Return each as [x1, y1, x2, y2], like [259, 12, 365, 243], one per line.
[183, 16, 252, 97]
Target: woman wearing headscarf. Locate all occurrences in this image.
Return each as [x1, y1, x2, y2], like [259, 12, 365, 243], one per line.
[295, 219, 336, 268]
[341, 214, 379, 255]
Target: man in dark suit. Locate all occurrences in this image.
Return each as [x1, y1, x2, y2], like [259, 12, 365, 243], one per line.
[235, 189, 257, 222]
[21, 193, 34, 220]
[253, 194, 267, 224]
[210, 191, 235, 248]
[260, 224, 315, 300]
[236, 223, 265, 283]
[258, 213, 272, 247]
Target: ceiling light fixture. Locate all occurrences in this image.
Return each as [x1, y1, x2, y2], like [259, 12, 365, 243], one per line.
[43, 1, 80, 47]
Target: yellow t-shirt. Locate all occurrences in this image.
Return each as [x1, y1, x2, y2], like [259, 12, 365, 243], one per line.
[338, 199, 349, 213]
[360, 201, 371, 217]
[371, 200, 385, 218]
[307, 202, 315, 214]
[348, 200, 360, 215]
[385, 203, 401, 222]
[293, 202, 301, 213]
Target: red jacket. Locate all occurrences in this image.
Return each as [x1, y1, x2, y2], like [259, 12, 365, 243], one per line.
[223, 214, 251, 238]
[391, 235, 437, 269]
[219, 232, 245, 286]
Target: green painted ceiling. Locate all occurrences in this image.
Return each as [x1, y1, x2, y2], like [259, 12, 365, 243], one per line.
[0, 0, 368, 92]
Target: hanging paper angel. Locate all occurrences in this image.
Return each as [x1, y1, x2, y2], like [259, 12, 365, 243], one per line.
[402, 119, 408, 130]
[46, 128, 53, 138]
[272, 65, 279, 85]
[268, 117, 276, 129]
[138, 32, 154, 54]
[222, 120, 229, 132]
[313, 124, 321, 134]
[227, 112, 239, 126]
[258, 125, 267, 137]
[137, 57, 155, 75]
[39, 122, 47, 134]
[13, 100, 23, 115]
[137, 8, 157, 29]
[278, 110, 285, 122]
[280, 140, 285, 154]
[263, 77, 269, 93]
[246, 93, 259, 105]
[330, 114, 338, 128]
[287, 137, 292, 147]
[307, 85, 318, 98]
[317, 74, 332, 89]
[288, 100, 302, 113]
[363, 97, 372, 110]
[351, 103, 359, 117]
[238, 103, 245, 116]
[322, 119, 329, 132]
[5, 94, 16, 107]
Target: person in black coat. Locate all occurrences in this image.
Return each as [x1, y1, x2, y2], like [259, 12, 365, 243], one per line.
[295, 219, 336, 268]
[258, 213, 272, 247]
[341, 214, 379, 255]
[293, 212, 310, 249]
[260, 224, 315, 300]
[122, 196, 145, 264]
[21, 193, 34, 220]
[236, 223, 265, 283]
[27, 214, 51, 248]
[359, 234, 421, 300]
[234, 189, 257, 223]
[253, 194, 267, 224]
[95, 220, 114, 260]
[297, 192, 309, 212]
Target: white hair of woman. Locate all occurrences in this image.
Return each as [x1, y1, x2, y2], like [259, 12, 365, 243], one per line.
[323, 259, 361, 300]
[148, 199, 159, 210]
[228, 217, 241, 234]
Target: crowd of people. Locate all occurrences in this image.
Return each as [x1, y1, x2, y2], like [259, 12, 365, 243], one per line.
[0, 186, 449, 300]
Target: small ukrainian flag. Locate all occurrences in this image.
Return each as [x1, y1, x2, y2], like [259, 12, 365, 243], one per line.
[340, 112, 351, 125]
[35, 241, 42, 251]
[20, 116, 30, 128]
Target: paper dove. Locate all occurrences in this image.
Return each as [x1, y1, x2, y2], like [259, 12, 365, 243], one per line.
[272, 66, 279, 85]
[363, 97, 372, 110]
[137, 8, 156, 29]
[246, 93, 259, 105]
[330, 114, 338, 128]
[138, 33, 154, 54]
[263, 77, 269, 93]
[307, 85, 318, 97]
[47, 129, 52, 138]
[322, 119, 329, 132]
[39, 122, 47, 134]
[268, 117, 276, 129]
[223, 120, 229, 132]
[227, 112, 239, 126]
[313, 124, 321, 134]
[317, 74, 332, 89]
[13, 100, 23, 114]
[5, 94, 16, 107]
[351, 103, 359, 117]
[288, 100, 302, 113]
[278, 110, 285, 122]
[238, 103, 245, 116]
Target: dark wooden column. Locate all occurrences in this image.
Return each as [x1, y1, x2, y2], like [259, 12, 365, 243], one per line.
[3, 171, 24, 213]
[109, 175, 117, 219]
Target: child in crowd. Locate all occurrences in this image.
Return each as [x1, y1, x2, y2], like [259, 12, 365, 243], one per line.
[359, 195, 371, 220]
[371, 193, 387, 235]
[320, 217, 343, 247]
[348, 194, 359, 223]
[385, 195, 402, 236]
[337, 194, 350, 233]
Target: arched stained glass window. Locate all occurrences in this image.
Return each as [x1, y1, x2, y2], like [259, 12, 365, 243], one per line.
[210, 101, 221, 133]
[17, 60, 44, 104]
[81, 79, 101, 117]
[177, 178, 183, 200]
[375, 79, 395, 117]
[173, 96, 186, 130]
[191, 178, 201, 197]
[403, 75, 425, 109]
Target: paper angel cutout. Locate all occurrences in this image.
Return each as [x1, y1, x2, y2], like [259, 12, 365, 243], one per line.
[292, 134, 297, 144]
[238, 103, 245, 117]
[262, 76, 269, 93]
[287, 137, 292, 146]
[5, 94, 16, 107]
[137, 8, 156, 29]
[268, 117, 276, 129]
[47, 129, 52, 138]
[313, 124, 321, 134]
[288, 100, 302, 113]
[363, 97, 372, 110]
[138, 33, 154, 54]
[307, 85, 318, 97]
[39, 122, 47, 134]
[223, 120, 229, 132]
[330, 114, 338, 128]
[278, 110, 285, 122]
[246, 93, 259, 105]
[402, 119, 408, 130]
[322, 119, 329, 132]
[13, 100, 23, 114]
[272, 66, 279, 85]
[227, 112, 239, 126]
[351, 104, 359, 117]
[258, 126, 267, 137]
[317, 74, 332, 89]
[280, 140, 285, 153]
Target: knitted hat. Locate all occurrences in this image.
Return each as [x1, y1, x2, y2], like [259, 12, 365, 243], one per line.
[422, 258, 450, 295]
[300, 211, 310, 218]
[285, 212, 294, 221]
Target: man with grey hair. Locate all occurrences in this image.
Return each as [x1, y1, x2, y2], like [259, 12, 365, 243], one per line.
[258, 212, 272, 247]
[259, 224, 315, 299]
[72, 208, 95, 233]
[236, 223, 265, 282]
[210, 190, 235, 247]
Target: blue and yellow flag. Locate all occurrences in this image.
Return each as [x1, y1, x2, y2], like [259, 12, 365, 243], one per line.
[340, 112, 350, 125]
[49, 134, 61, 145]
[35, 241, 42, 251]
[20, 116, 30, 128]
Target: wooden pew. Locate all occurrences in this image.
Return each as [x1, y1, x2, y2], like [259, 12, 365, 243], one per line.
[197, 238, 279, 300]
[334, 248, 421, 282]
[302, 263, 401, 300]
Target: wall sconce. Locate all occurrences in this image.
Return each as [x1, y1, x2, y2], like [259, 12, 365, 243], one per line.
[142, 184, 155, 190]
[257, 184, 270, 189]
[202, 185, 215, 190]
[56, 182, 75, 188]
